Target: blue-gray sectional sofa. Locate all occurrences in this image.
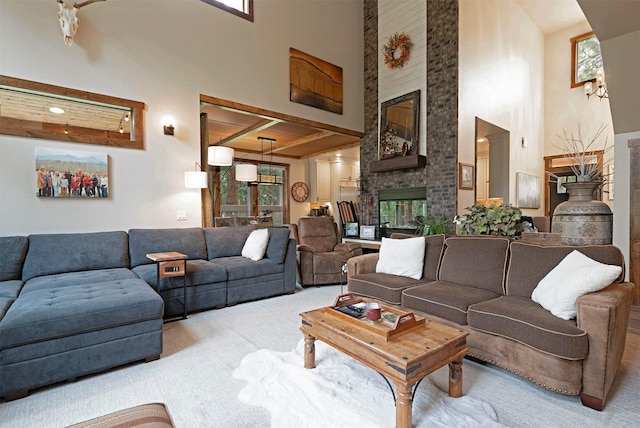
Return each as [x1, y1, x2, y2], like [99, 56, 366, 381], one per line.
[0, 225, 296, 400]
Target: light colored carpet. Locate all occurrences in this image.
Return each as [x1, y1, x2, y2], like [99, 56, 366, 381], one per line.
[0, 284, 639, 427]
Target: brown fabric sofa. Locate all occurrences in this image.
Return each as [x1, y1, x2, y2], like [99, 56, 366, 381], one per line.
[347, 234, 634, 410]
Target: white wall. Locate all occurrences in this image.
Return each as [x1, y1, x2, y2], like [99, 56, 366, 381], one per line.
[544, 21, 615, 209]
[0, 0, 364, 236]
[378, 0, 427, 156]
[459, 0, 545, 216]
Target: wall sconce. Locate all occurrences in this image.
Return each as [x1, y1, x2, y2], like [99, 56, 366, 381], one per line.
[208, 146, 234, 166]
[235, 163, 258, 182]
[184, 162, 208, 189]
[585, 69, 608, 100]
[163, 116, 175, 135]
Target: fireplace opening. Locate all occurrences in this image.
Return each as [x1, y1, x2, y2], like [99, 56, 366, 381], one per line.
[379, 187, 427, 238]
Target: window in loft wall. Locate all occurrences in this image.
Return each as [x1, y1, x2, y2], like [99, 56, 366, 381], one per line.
[571, 31, 603, 87]
[219, 165, 285, 225]
[201, 0, 254, 22]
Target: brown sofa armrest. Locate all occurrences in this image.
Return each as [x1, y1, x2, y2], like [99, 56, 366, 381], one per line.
[347, 253, 379, 277]
[296, 244, 313, 253]
[577, 282, 634, 410]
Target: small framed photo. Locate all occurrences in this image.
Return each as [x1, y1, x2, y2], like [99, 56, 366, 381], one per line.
[360, 225, 376, 240]
[458, 163, 474, 190]
[345, 222, 359, 237]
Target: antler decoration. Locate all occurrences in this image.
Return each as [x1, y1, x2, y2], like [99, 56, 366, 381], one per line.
[57, 0, 107, 46]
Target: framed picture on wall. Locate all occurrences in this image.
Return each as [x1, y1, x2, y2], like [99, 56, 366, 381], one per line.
[458, 163, 474, 190]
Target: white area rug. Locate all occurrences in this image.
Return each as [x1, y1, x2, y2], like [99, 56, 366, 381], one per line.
[233, 339, 506, 428]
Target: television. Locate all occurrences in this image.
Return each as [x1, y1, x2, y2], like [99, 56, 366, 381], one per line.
[345, 222, 359, 237]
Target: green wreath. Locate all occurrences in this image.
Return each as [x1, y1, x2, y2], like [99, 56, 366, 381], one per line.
[383, 32, 412, 69]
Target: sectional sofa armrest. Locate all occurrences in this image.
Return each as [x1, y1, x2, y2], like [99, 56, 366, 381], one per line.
[334, 242, 362, 257]
[347, 253, 379, 277]
[576, 281, 634, 410]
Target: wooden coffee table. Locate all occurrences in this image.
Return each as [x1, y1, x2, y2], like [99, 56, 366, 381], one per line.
[300, 294, 468, 428]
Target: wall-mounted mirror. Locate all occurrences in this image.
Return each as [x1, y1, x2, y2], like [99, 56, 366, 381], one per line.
[475, 118, 509, 206]
[0, 75, 144, 149]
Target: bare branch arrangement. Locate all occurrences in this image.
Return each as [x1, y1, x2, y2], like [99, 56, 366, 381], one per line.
[548, 123, 613, 185]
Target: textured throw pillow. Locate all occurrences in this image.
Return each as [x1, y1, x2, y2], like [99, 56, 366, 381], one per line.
[531, 250, 622, 320]
[375, 237, 425, 280]
[242, 228, 270, 261]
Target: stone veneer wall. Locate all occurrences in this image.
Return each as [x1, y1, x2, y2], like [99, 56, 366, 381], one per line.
[361, 0, 458, 234]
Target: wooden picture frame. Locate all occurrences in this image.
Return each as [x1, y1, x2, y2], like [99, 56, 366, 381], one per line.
[458, 163, 474, 190]
[379, 90, 420, 160]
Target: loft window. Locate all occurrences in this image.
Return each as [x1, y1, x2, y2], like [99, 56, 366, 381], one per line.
[201, 0, 254, 22]
[571, 31, 603, 88]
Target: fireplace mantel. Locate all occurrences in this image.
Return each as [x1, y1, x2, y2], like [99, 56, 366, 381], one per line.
[370, 154, 426, 173]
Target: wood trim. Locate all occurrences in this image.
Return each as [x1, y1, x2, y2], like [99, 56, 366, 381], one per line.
[200, 94, 364, 139]
[543, 150, 604, 217]
[570, 31, 596, 89]
[200, 0, 254, 22]
[0, 75, 144, 149]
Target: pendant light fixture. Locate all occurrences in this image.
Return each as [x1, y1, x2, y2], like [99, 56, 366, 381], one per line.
[254, 137, 282, 185]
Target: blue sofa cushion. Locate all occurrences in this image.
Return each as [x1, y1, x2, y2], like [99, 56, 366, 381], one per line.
[22, 232, 130, 281]
[212, 256, 284, 281]
[21, 268, 138, 294]
[0, 278, 163, 349]
[204, 226, 256, 259]
[265, 227, 291, 264]
[0, 280, 24, 299]
[132, 259, 226, 290]
[0, 236, 28, 281]
[128, 228, 207, 268]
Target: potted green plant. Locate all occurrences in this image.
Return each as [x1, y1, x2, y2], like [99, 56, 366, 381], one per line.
[454, 204, 523, 238]
[415, 214, 452, 236]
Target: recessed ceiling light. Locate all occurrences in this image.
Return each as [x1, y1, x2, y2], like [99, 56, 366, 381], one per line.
[49, 107, 64, 114]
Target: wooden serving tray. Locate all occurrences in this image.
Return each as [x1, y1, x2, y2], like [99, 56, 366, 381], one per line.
[327, 293, 425, 341]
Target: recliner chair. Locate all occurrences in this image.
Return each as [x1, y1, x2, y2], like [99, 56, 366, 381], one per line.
[290, 216, 363, 286]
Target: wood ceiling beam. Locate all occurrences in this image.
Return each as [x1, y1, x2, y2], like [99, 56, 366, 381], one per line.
[298, 140, 361, 159]
[268, 130, 334, 154]
[215, 119, 281, 146]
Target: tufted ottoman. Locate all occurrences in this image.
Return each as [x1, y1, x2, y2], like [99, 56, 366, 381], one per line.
[0, 277, 164, 400]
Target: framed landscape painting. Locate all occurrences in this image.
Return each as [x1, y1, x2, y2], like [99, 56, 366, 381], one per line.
[35, 147, 109, 198]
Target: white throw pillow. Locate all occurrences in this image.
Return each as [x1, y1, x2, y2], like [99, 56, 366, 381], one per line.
[375, 237, 425, 280]
[531, 250, 622, 320]
[242, 228, 269, 261]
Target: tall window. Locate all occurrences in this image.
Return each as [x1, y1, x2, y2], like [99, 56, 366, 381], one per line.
[571, 31, 604, 88]
[219, 164, 286, 225]
[201, 0, 254, 22]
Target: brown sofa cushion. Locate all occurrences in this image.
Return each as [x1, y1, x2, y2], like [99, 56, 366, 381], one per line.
[402, 281, 501, 325]
[505, 242, 626, 298]
[468, 296, 588, 360]
[438, 236, 510, 295]
[348, 272, 427, 305]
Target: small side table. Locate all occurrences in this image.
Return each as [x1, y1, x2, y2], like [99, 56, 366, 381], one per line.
[146, 251, 188, 321]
